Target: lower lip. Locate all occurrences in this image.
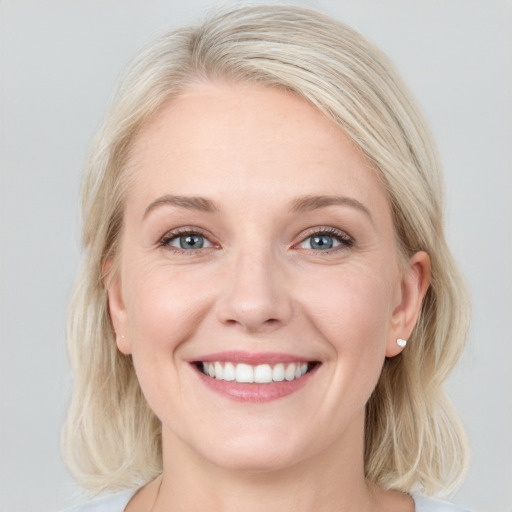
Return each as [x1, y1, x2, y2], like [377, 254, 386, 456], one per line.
[194, 365, 318, 403]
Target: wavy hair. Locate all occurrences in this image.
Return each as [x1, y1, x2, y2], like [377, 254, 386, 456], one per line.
[63, 4, 470, 496]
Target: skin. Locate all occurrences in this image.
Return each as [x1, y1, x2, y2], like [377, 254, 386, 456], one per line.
[107, 81, 430, 512]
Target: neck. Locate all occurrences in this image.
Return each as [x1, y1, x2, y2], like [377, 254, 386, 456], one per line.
[154, 415, 376, 512]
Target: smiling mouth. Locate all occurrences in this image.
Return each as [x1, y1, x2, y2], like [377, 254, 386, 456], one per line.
[194, 361, 319, 384]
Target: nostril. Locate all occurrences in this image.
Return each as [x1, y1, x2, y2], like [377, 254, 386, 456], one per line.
[223, 316, 280, 331]
[215, 284, 293, 332]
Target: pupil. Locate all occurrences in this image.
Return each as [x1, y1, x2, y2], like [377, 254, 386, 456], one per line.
[311, 235, 333, 250]
[180, 235, 203, 249]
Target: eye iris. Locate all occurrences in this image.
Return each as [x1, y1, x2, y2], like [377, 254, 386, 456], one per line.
[180, 234, 204, 249]
[310, 235, 334, 250]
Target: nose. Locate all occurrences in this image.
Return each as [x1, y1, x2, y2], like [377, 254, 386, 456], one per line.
[215, 248, 293, 334]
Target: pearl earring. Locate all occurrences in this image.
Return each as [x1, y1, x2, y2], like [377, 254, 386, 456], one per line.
[396, 338, 407, 348]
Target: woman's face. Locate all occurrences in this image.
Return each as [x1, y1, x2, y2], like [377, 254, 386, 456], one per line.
[108, 82, 428, 473]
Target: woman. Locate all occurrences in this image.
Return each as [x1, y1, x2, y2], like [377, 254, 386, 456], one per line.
[63, 5, 471, 511]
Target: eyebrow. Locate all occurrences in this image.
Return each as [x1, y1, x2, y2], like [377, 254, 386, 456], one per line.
[144, 195, 218, 218]
[143, 193, 373, 222]
[290, 195, 373, 223]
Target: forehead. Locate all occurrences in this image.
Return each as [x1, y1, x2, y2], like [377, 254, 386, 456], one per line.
[126, 81, 389, 213]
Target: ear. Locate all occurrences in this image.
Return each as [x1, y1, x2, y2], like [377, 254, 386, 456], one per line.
[104, 260, 132, 355]
[386, 251, 431, 357]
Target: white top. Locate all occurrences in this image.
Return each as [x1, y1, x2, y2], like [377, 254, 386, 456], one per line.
[63, 489, 470, 511]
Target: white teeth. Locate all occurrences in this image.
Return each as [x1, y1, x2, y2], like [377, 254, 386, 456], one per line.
[254, 364, 272, 383]
[285, 363, 296, 381]
[235, 363, 254, 383]
[214, 362, 223, 380]
[200, 361, 311, 383]
[223, 362, 235, 381]
[272, 363, 285, 382]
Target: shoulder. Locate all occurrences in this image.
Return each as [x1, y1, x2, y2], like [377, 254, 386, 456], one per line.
[61, 489, 138, 512]
[413, 495, 471, 512]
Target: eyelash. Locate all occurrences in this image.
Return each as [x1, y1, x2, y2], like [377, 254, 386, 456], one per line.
[158, 227, 354, 254]
[297, 227, 354, 252]
[158, 227, 214, 254]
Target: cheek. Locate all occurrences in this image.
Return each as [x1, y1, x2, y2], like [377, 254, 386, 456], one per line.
[120, 262, 218, 421]
[289, 264, 398, 436]
[297, 263, 397, 396]
[122, 260, 215, 356]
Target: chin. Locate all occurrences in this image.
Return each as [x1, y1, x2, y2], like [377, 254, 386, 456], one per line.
[194, 430, 305, 473]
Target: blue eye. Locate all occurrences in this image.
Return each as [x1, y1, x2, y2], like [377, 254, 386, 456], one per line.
[301, 234, 339, 250]
[299, 230, 352, 251]
[163, 232, 212, 250]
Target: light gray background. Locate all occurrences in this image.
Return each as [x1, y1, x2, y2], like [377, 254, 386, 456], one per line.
[1, 1, 511, 511]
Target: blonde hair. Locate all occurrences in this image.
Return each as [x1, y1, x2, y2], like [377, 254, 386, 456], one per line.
[63, 4, 470, 496]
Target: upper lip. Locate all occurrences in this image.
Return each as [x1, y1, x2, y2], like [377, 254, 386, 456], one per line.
[190, 351, 317, 365]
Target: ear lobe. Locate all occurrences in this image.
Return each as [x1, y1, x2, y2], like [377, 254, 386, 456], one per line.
[104, 260, 132, 355]
[386, 251, 431, 357]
